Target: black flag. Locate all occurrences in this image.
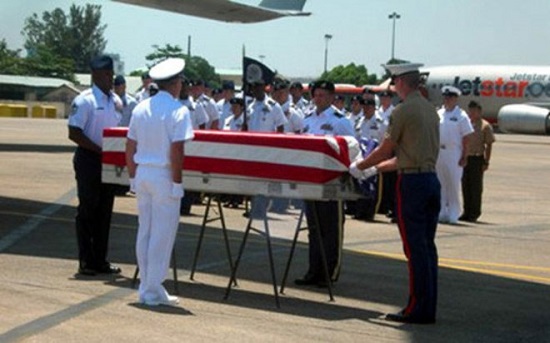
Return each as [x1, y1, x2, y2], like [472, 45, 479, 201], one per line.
[242, 57, 275, 85]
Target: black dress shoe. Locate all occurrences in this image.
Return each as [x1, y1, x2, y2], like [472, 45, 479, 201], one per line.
[96, 263, 121, 274]
[385, 312, 435, 324]
[78, 267, 97, 276]
[294, 273, 321, 286]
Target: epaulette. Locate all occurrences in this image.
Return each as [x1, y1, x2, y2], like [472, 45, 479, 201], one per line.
[267, 98, 277, 106]
[333, 110, 345, 118]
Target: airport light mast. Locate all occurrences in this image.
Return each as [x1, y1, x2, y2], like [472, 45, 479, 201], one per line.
[388, 12, 401, 60]
[324, 34, 333, 74]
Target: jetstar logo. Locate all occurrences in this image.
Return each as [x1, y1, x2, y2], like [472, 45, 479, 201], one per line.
[453, 73, 550, 98]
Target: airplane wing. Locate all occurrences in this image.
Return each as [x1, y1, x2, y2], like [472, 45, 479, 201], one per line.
[113, 0, 311, 23]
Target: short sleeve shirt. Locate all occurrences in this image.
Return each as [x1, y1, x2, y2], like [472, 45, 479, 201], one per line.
[438, 105, 474, 150]
[128, 90, 194, 167]
[68, 85, 121, 147]
[247, 96, 287, 132]
[386, 91, 440, 169]
[467, 118, 495, 155]
[303, 105, 355, 137]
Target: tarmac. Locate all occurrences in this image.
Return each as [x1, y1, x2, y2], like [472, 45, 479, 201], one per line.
[0, 117, 549, 342]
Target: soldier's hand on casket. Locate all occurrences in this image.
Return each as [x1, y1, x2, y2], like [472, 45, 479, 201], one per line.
[130, 178, 136, 193]
[349, 161, 365, 179]
[362, 166, 378, 179]
[171, 182, 184, 199]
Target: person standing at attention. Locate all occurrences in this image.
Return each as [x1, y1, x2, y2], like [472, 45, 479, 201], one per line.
[436, 86, 473, 224]
[68, 55, 122, 276]
[460, 100, 495, 222]
[349, 63, 441, 324]
[125, 58, 194, 306]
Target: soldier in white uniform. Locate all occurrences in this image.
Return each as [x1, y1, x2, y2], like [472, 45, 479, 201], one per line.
[436, 85, 473, 224]
[180, 79, 208, 130]
[289, 82, 310, 113]
[359, 98, 387, 143]
[125, 58, 194, 306]
[271, 81, 304, 134]
[134, 72, 152, 103]
[113, 75, 138, 127]
[377, 90, 395, 125]
[217, 81, 236, 129]
[246, 80, 287, 219]
[348, 95, 364, 138]
[191, 79, 220, 130]
[295, 80, 355, 287]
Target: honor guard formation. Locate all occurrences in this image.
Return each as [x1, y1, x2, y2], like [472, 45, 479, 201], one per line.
[68, 56, 496, 325]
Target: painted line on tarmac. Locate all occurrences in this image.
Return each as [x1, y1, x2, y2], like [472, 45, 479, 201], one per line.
[352, 249, 550, 284]
[0, 188, 75, 253]
[0, 287, 133, 342]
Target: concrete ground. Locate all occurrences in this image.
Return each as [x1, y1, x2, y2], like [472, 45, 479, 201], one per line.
[0, 118, 549, 342]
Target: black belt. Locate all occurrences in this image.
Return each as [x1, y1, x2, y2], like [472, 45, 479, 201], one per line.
[398, 167, 435, 174]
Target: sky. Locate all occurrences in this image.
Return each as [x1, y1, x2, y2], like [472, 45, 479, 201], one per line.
[2, 0, 550, 79]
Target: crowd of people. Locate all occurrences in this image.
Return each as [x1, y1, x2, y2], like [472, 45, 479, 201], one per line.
[68, 55, 495, 324]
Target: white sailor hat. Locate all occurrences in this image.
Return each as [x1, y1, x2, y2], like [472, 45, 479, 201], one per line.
[441, 85, 462, 96]
[382, 63, 424, 77]
[149, 58, 185, 81]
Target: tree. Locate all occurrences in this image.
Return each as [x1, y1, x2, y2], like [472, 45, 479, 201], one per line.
[22, 4, 107, 73]
[320, 63, 378, 85]
[141, 44, 220, 88]
[0, 39, 23, 75]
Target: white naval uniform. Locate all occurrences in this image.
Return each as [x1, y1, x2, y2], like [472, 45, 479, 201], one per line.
[348, 110, 364, 139]
[197, 93, 220, 129]
[134, 88, 150, 103]
[358, 112, 386, 143]
[116, 92, 138, 126]
[128, 90, 194, 304]
[293, 96, 310, 113]
[378, 104, 395, 125]
[281, 100, 304, 133]
[217, 99, 232, 129]
[223, 113, 246, 131]
[247, 96, 287, 132]
[436, 105, 474, 223]
[181, 96, 208, 129]
[303, 105, 355, 137]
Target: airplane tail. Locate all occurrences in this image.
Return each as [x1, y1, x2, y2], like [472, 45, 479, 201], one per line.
[258, 0, 307, 11]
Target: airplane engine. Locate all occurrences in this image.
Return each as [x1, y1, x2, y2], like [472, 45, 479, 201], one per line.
[497, 104, 550, 135]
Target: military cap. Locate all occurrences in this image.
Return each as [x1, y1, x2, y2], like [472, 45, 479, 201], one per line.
[441, 85, 461, 96]
[229, 97, 244, 106]
[212, 88, 223, 95]
[90, 55, 113, 71]
[222, 80, 235, 90]
[468, 100, 482, 109]
[334, 94, 344, 101]
[113, 75, 126, 86]
[149, 58, 185, 81]
[191, 79, 205, 86]
[378, 90, 393, 97]
[310, 80, 335, 95]
[382, 63, 424, 77]
[289, 82, 304, 90]
[351, 95, 365, 104]
[272, 81, 289, 91]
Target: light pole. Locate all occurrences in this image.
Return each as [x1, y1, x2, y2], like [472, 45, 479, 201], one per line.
[388, 12, 401, 61]
[324, 34, 333, 74]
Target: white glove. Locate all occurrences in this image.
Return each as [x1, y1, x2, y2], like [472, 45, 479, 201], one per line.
[349, 161, 364, 179]
[171, 182, 184, 199]
[129, 178, 136, 193]
[362, 166, 378, 180]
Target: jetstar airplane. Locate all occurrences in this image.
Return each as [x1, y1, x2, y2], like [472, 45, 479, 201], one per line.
[112, 0, 310, 23]
[420, 65, 550, 135]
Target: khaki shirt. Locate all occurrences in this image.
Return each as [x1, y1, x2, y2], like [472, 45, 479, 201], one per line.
[467, 118, 495, 156]
[386, 91, 440, 170]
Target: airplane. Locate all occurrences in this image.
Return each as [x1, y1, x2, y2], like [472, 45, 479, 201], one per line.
[420, 65, 550, 135]
[112, 0, 311, 23]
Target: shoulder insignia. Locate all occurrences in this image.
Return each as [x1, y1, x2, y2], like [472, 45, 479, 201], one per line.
[333, 110, 344, 118]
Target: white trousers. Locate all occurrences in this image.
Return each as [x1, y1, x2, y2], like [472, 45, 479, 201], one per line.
[135, 166, 181, 303]
[436, 148, 463, 223]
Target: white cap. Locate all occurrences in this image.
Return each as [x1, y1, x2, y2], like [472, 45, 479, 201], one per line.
[149, 58, 185, 81]
[441, 85, 462, 96]
[382, 63, 424, 77]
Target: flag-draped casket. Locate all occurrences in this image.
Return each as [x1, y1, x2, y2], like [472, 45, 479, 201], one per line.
[102, 128, 362, 200]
